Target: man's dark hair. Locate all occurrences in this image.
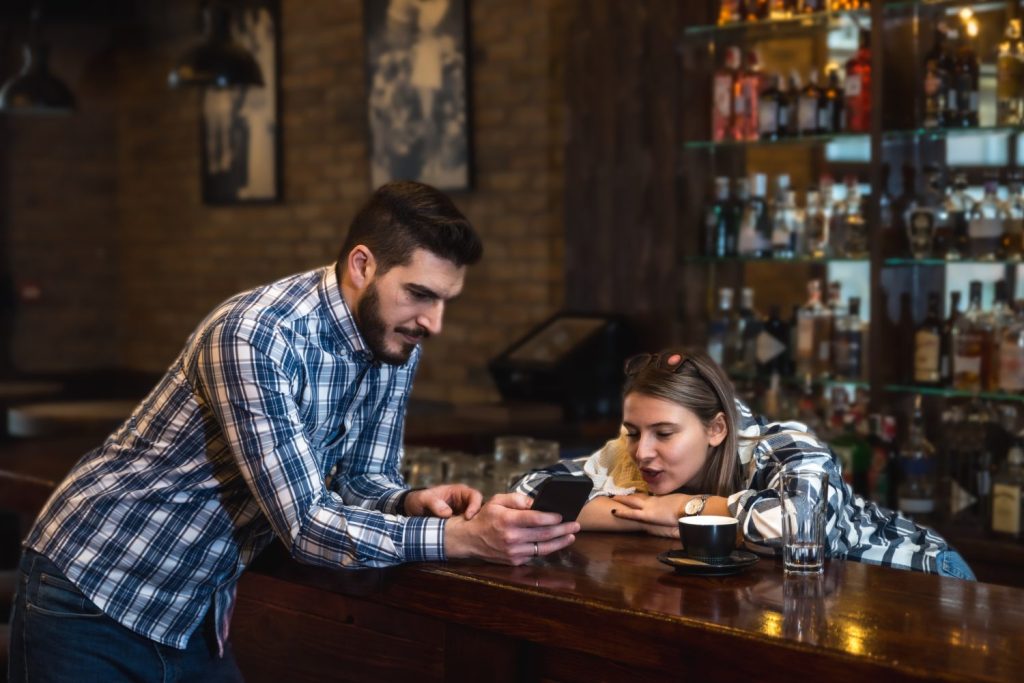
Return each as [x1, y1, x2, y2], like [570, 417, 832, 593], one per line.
[338, 181, 483, 273]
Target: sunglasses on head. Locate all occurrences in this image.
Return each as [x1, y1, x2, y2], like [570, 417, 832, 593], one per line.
[623, 351, 729, 412]
[623, 352, 694, 376]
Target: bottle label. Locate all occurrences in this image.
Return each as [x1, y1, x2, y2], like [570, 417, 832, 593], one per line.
[845, 74, 862, 97]
[713, 74, 732, 117]
[999, 343, 1024, 392]
[968, 217, 1003, 239]
[758, 100, 777, 134]
[797, 317, 814, 357]
[914, 331, 941, 381]
[992, 483, 1022, 535]
[798, 97, 818, 132]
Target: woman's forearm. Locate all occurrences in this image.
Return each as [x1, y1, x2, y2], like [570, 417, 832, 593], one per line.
[577, 495, 646, 531]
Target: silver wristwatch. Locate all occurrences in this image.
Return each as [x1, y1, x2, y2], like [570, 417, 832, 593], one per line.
[683, 494, 709, 517]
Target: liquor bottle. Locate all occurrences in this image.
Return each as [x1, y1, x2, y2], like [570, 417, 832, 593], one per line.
[756, 304, 791, 378]
[832, 412, 871, 492]
[904, 164, 948, 259]
[996, 19, 1024, 126]
[771, 178, 799, 259]
[844, 30, 872, 133]
[998, 301, 1024, 392]
[708, 287, 736, 368]
[820, 66, 845, 133]
[768, 0, 793, 20]
[833, 296, 863, 380]
[967, 179, 1007, 261]
[734, 286, 762, 376]
[987, 280, 1014, 390]
[953, 21, 980, 127]
[704, 177, 735, 257]
[746, 0, 770, 22]
[1003, 170, 1024, 261]
[803, 189, 830, 258]
[758, 73, 789, 140]
[944, 171, 971, 260]
[718, 0, 742, 25]
[868, 414, 900, 510]
[838, 176, 868, 258]
[796, 279, 830, 380]
[735, 177, 759, 257]
[941, 290, 961, 386]
[751, 173, 772, 257]
[798, 69, 823, 135]
[737, 50, 764, 141]
[923, 27, 949, 128]
[898, 395, 937, 523]
[713, 46, 741, 142]
[992, 443, 1024, 538]
[940, 24, 960, 126]
[913, 292, 943, 386]
[952, 280, 992, 392]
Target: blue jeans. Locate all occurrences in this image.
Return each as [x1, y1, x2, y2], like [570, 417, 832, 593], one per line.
[7, 549, 244, 683]
[936, 549, 977, 581]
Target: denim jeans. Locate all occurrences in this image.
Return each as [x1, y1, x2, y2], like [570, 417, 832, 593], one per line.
[936, 549, 977, 581]
[7, 549, 244, 683]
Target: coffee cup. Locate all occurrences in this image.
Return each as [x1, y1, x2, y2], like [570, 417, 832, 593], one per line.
[678, 515, 738, 564]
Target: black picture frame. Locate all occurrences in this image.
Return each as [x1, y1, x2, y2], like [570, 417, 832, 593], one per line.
[200, 0, 281, 205]
[364, 0, 472, 191]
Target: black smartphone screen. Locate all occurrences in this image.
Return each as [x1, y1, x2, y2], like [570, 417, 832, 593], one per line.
[530, 475, 593, 522]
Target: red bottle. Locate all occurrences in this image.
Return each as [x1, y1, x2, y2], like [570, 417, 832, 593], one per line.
[736, 49, 764, 140]
[712, 46, 742, 141]
[844, 30, 872, 133]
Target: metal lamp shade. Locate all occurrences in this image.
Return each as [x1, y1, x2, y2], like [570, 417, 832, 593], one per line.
[0, 43, 75, 114]
[168, 5, 264, 89]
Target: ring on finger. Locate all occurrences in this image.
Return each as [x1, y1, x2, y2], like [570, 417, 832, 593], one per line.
[533, 542, 539, 557]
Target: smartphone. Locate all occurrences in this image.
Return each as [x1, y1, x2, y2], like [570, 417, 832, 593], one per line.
[530, 475, 593, 522]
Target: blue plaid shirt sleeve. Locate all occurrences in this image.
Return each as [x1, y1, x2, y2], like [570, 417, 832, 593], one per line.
[194, 316, 445, 568]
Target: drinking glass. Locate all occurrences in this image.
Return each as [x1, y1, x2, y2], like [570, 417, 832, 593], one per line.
[779, 469, 829, 574]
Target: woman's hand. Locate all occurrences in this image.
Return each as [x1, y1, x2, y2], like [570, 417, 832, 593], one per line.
[609, 493, 686, 529]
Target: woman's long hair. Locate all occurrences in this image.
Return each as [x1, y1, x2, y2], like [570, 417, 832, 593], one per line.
[615, 348, 745, 497]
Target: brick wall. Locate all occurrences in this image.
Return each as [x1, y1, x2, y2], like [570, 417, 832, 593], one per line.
[2, 0, 571, 405]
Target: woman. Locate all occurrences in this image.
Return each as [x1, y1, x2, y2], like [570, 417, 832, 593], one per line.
[513, 349, 975, 579]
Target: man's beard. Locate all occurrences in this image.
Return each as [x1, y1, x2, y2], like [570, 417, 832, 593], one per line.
[356, 283, 429, 365]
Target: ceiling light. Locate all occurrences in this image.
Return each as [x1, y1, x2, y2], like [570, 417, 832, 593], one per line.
[168, 2, 264, 89]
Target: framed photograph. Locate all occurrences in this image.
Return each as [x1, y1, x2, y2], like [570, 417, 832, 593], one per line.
[200, 0, 280, 204]
[364, 0, 472, 190]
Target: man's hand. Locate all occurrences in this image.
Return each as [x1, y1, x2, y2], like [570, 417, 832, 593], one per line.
[444, 493, 580, 565]
[404, 484, 483, 519]
[609, 493, 686, 529]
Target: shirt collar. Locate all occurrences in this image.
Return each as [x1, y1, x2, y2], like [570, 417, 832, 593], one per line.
[319, 263, 372, 360]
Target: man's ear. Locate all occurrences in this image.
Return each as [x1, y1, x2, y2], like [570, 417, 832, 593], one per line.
[707, 412, 728, 447]
[345, 245, 376, 289]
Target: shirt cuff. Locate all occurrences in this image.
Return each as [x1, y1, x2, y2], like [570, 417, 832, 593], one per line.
[380, 487, 408, 514]
[401, 516, 446, 562]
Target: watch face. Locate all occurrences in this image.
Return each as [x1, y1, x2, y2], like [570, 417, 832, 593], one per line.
[685, 497, 703, 515]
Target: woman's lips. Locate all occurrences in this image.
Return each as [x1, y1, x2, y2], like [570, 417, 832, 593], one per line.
[640, 468, 662, 484]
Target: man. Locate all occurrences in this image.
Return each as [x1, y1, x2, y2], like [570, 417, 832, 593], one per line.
[7, 181, 579, 682]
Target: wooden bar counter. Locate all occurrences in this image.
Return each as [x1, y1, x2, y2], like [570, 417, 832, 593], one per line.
[233, 533, 1024, 683]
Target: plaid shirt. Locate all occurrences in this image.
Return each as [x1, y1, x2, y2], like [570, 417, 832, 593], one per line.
[514, 399, 952, 574]
[26, 265, 444, 650]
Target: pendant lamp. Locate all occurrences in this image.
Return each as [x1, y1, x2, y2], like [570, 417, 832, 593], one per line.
[168, 2, 264, 89]
[0, 9, 75, 115]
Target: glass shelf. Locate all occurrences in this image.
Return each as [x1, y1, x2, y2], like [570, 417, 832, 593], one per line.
[885, 384, 1024, 403]
[682, 9, 869, 41]
[883, 0, 1009, 16]
[884, 257, 1023, 267]
[883, 124, 1023, 143]
[684, 132, 869, 151]
[729, 373, 868, 391]
[684, 255, 868, 265]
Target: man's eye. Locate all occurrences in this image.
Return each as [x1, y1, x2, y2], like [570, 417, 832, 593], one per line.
[409, 290, 431, 301]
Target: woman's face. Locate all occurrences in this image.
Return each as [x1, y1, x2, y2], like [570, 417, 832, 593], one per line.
[622, 392, 726, 495]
